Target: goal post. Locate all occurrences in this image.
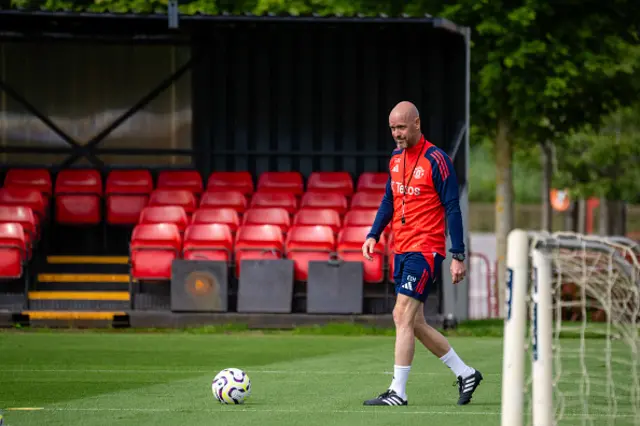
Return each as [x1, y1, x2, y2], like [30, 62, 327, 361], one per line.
[531, 247, 554, 426]
[501, 229, 640, 426]
[501, 229, 529, 426]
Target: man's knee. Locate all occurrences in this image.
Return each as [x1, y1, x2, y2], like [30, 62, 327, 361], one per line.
[393, 294, 422, 329]
[413, 312, 427, 332]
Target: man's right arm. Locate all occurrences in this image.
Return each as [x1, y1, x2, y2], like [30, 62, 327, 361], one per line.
[366, 177, 394, 242]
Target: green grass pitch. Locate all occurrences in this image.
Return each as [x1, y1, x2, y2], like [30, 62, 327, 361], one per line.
[0, 323, 637, 426]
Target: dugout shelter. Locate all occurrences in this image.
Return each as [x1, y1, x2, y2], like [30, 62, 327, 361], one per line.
[0, 8, 471, 327]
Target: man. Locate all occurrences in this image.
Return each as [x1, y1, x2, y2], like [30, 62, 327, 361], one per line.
[361, 101, 482, 407]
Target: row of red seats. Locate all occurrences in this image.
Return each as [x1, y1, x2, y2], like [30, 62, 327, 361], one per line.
[130, 223, 388, 283]
[0, 169, 387, 226]
[195, 190, 384, 216]
[1, 168, 387, 198]
[121, 189, 384, 224]
[135, 205, 389, 236]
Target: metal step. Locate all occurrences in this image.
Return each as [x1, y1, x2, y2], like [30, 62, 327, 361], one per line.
[34, 273, 131, 292]
[39, 256, 129, 274]
[46, 256, 129, 265]
[22, 311, 126, 321]
[33, 281, 129, 291]
[37, 273, 130, 283]
[27, 291, 130, 311]
[27, 299, 130, 311]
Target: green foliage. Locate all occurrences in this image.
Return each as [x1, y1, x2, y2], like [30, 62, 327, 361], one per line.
[469, 141, 541, 203]
[11, 0, 169, 12]
[555, 104, 640, 202]
[9, 0, 405, 15]
[433, 0, 640, 145]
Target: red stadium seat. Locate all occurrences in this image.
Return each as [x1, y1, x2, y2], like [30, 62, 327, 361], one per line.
[191, 208, 240, 234]
[105, 170, 153, 225]
[4, 168, 52, 206]
[234, 224, 283, 276]
[0, 223, 26, 279]
[300, 192, 348, 215]
[338, 226, 386, 283]
[350, 191, 384, 211]
[356, 172, 388, 193]
[293, 209, 341, 234]
[306, 172, 353, 197]
[183, 223, 233, 262]
[54, 169, 102, 225]
[249, 192, 298, 214]
[199, 191, 247, 215]
[242, 207, 291, 233]
[285, 225, 335, 281]
[0, 187, 46, 224]
[148, 189, 197, 216]
[206, 172, 254, 197]
[0, 206, 37, 254]
[256, 172, 304, 196]
[343, 209, 376, 227]
[343, 210, 391, 236]
[130, 223, 181, 280]
[157, 170, 203, 197]
[138, 206, 189, 233]
[388, 233, 395, 282]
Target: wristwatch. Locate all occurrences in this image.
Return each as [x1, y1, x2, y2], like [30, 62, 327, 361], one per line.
[451, 252, 466, 262]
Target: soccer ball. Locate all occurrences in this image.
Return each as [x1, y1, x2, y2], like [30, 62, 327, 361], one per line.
[211, 368, 251, 404]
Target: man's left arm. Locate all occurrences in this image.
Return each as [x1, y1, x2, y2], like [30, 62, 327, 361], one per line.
[429, 149, 465, 255]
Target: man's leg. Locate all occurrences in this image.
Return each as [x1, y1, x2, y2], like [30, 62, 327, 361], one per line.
[363, 294, 421, 406]
[388, 294, 422, 398]
[363, 252, 426, 406]
[412, 254, 484, 405]
[414, 311, 474, 373]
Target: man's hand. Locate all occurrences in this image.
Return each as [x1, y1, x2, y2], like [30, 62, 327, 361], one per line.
[451, 259, 466, 284]
[362, 238, 377, 261]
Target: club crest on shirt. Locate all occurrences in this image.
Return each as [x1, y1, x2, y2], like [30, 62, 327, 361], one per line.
[413, 166, 425, 179]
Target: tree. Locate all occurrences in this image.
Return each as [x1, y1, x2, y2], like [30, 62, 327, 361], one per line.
[412, 0, 640, 315]
[9, 0, 389, 15]
[554, 104, 640, 235]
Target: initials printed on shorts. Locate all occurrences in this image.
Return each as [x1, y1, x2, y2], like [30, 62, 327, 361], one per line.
[401, 274, 417, 291]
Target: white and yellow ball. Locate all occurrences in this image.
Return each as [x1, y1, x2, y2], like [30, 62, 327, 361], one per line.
[211, 368, 251, 404]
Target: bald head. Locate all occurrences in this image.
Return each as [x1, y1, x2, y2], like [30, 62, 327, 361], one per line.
[390, 101, 420, 122]
[389, 101, 422, 149]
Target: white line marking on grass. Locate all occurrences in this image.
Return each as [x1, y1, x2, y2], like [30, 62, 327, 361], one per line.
[36, 407, 503, 416]
[24, 407, 640, 419]
[4, 408, 44, 411]
[0, 368, 501, 377]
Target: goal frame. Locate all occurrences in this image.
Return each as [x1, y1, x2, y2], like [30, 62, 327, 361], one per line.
[500, 229, 639, 426]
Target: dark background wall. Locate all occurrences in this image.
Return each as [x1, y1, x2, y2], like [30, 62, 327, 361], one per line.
[193, 22, 467, 183]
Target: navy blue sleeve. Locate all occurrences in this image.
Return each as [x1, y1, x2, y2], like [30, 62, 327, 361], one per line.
[366, 177, 394, 242]
[427, 149, 465, 254]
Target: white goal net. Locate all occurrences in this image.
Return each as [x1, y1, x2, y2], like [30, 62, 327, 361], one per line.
[501, 230, 640, 426]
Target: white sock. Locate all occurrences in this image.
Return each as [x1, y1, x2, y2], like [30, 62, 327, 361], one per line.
[389, 365, 411, 400]
[440, 348, 475, 378]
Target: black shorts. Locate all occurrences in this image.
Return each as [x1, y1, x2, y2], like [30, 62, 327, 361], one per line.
[393, 252, 444, 302]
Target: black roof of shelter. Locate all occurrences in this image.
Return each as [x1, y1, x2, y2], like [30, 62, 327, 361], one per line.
[0, 7, 469, 43]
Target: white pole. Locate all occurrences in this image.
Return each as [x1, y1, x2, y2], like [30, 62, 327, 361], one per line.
[501, 229, 530, 426]
[531, 248, 554, 426]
